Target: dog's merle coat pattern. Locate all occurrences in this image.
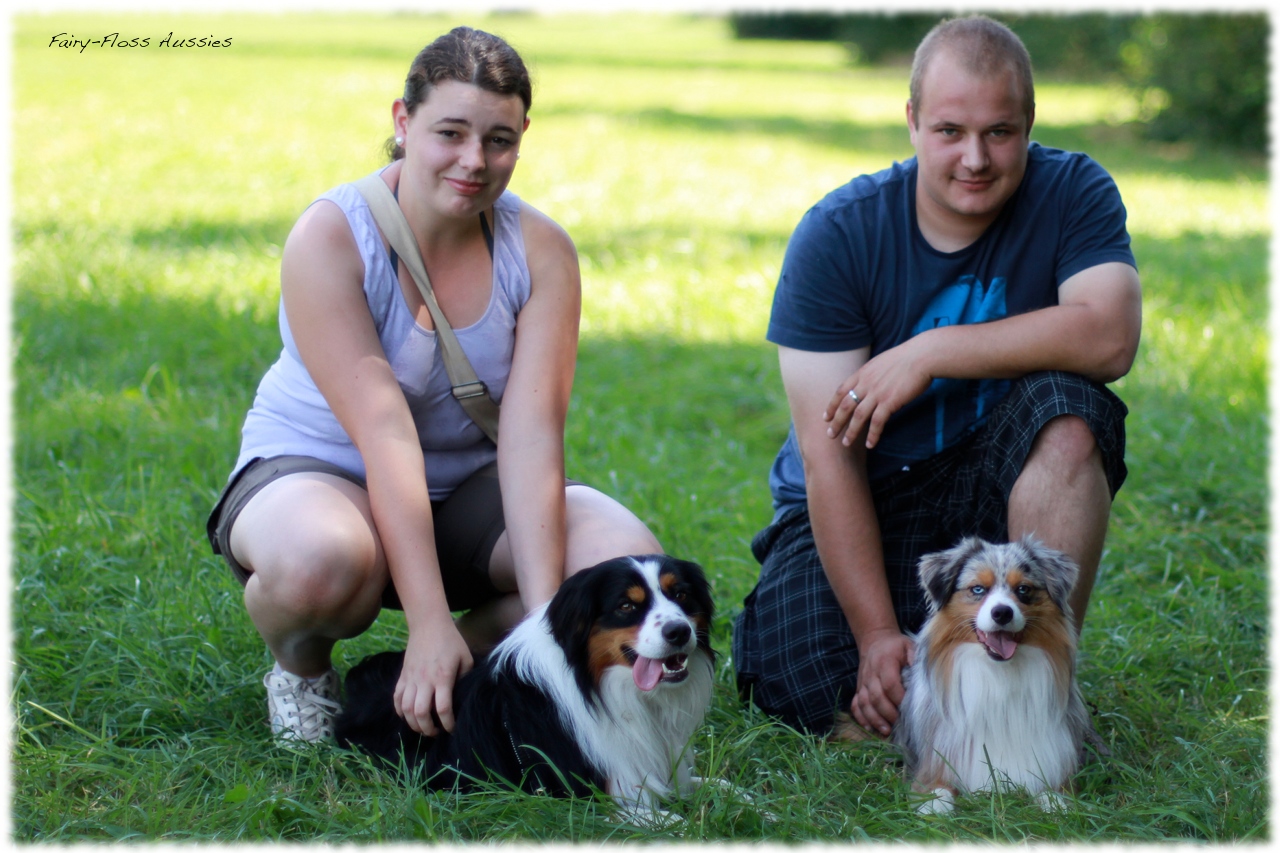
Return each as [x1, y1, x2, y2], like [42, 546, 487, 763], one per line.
[894, 537, 1091, 813]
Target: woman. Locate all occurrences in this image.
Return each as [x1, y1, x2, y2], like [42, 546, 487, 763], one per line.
[207, 27, 660, 743]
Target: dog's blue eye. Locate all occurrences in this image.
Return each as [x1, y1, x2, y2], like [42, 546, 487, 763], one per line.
[970, 585, 986, 596]
[1016, 585, 1034, 602]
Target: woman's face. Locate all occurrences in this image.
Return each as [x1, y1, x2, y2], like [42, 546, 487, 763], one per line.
[394, 79, 529, 218]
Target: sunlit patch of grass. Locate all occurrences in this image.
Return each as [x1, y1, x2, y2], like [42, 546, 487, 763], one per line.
[1118, 174, 1268, 239]
[1035, 82, 1145, 126]
[12, 10, 1267, 843]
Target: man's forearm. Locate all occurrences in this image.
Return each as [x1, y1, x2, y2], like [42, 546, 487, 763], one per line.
[803, 448, 898, 647]
[913, 262, 1142, 384]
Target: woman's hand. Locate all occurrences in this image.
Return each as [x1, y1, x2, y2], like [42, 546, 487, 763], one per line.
[394, 617, 474, 736]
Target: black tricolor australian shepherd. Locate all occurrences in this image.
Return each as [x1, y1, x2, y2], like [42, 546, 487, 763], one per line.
[894, 537, 1091, 813]
[336, 554, 715, 814]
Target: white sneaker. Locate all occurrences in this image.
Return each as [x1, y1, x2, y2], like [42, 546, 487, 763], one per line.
[263, 666, 343, 743]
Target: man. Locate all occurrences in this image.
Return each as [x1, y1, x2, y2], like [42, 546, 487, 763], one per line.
[732, 15, 1141, 739]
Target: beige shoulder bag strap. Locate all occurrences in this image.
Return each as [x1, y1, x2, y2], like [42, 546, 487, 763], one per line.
[355, 173, 501, 444]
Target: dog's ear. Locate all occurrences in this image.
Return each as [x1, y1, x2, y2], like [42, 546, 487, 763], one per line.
[1019, 536, 1079, 615]
[917, 537, 985, 611]
[546, 569, 607, 703]
[547, 565, 607, 664]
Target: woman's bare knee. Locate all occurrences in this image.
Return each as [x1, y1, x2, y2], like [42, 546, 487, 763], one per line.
[486, 485, 663, 588]
[254, 536, 383, 615]
[564, 486, 662, 575]
[232, 473, 386, 620]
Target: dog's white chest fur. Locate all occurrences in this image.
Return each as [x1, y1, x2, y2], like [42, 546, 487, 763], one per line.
[593, 664, 714, 805]
[498, 604, 714, 811]
[933, 644, 1077, 794]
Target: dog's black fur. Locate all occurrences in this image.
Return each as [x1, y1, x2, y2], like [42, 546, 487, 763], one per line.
[336, 648, 596, 795]
[335, 555, 715, 800]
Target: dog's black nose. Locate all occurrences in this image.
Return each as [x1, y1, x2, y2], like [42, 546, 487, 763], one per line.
[991, 604, 1014, 626]
[662, 621, 692, 647]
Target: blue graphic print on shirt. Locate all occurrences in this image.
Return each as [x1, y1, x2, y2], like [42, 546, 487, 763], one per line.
[911, 275, 1011, 456]
[764, 145, 1136, 510]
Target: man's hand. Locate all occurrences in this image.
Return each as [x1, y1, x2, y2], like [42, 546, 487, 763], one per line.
[822, 261, 1141, 454]
[824, 336, 933, 450]
[850, 628, 916, 737]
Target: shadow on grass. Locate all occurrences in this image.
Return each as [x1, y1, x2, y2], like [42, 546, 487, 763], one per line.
[570, 223, 790, 270]
[14, 222, 1264, 393]
[10, 221, 1268, 841]
[541, 103, 914, 159]
[128, 218, 297, 252]
[535, 103, 1267, 181]
[17, 216, 297, 253]
[1030, 126, 1268, 180]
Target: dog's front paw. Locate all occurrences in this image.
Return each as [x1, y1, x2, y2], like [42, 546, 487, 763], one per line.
[688, 776, 779, 823]
[688, 775, 740, 797]
[830, 711, 888, 743]
[1035, 790, 1068, 812]
[915, 788, 955, 815]
[610, 798, 685, 831]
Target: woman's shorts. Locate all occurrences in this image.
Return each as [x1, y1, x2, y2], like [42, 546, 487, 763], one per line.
[206, 455, 570, 612]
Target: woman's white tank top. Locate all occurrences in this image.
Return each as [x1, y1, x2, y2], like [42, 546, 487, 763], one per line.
[233, 172, 532, 500]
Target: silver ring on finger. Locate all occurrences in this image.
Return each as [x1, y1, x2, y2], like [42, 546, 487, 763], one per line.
[848, 389, 861, 404]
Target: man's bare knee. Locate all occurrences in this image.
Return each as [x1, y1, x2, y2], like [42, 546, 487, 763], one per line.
[1023, 415, 1102, 482]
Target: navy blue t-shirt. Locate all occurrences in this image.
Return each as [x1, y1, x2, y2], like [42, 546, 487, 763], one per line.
[768, 143, 1136, 513]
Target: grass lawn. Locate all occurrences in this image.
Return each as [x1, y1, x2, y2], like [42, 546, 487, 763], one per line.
[11, 11, 1268, 842]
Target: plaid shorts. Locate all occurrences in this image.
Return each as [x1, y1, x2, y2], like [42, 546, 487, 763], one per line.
[731, 371, 1128, 733]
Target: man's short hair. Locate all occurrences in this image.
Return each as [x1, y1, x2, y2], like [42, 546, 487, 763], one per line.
[909, 15, 1035, 127]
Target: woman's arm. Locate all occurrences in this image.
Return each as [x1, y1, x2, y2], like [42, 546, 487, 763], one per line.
[495, 204, 582, 612]
[280, 200, 471, 736]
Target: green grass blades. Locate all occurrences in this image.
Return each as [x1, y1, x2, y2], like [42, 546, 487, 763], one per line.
[12, 11, 1267, 842]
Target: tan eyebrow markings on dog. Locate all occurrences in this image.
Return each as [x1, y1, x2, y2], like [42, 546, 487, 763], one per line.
[971, 568, 997, 589]
[626, 585, 647, 604]
[660, 573, 677, 592]
[1007, 569, 1026, 587]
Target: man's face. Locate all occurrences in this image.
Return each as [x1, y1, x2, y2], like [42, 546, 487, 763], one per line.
[907, 49, 1032, 242]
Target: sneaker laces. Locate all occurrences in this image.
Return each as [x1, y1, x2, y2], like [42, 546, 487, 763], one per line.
[264, 668, 342, 743]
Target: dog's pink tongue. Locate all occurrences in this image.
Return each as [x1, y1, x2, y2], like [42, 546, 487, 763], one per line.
[979, 629, 1019, 660]
[633, 656, 664, 691]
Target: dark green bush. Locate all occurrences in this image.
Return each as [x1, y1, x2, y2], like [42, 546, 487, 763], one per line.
[728, 11, 1268, 153]
[830, 13, 938, 64]
[1120, 13, 1267, 151]
[729, 11, 1127, 74]
[1001, 13, 1135, 81]
[728, 11, 933, 61]
[727, 11, 852, 42]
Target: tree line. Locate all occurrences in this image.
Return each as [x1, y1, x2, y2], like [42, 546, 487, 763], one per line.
[729, 12, 1267, 153]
